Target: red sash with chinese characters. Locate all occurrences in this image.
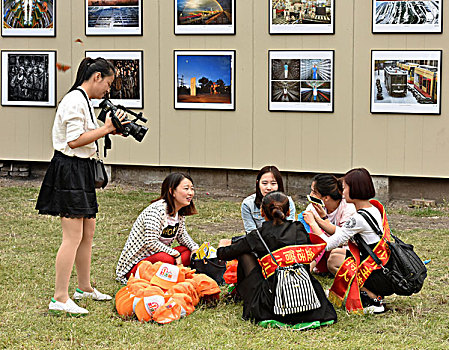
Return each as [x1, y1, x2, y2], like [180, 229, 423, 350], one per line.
[258, 234, 327, 279]
[328, 200, 391, 314]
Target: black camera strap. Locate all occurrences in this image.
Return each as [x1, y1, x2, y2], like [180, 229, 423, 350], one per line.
[76, 88, 111, 157]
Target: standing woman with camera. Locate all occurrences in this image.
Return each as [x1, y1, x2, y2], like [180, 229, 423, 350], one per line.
[36, 57, 127, 316]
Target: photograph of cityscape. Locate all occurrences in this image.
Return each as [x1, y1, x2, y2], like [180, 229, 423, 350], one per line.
[269, 51, 333, 112]
[373, 1, 441, 33]
[175, 0, 234, 34]
[86, 51, 143, 108]
[175, 50, 235, 110]
[1, 50, 56, 107]
[371, 50, 441, 114]
[2, 0, 54, 36]
[86, 0, 142, 35]
[270, 0, 334, 34]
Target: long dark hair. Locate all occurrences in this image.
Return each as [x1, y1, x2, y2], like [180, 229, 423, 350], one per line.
[255, 165, 285, 208]
[151, 173, 197, 216]
[68, 57, 115, 93]
[312, 174, 343, 201]
[261, 191, 290, 226]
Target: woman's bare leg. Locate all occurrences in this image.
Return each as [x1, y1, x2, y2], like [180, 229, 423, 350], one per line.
[75, 218, 96, 292]
[54, 218, 84, 302]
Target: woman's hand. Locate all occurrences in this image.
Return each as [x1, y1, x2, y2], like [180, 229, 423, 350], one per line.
[312, 203, 326, 219]
[303, 211, 317, 226]
[218, 239, 232, 248]
[175, 255, 182, 266]
[106, 110, 131, 135]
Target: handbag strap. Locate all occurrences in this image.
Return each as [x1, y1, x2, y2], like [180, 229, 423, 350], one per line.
[355, 210, 384, 267]
[76, 88, 100, 157]
[255, 229, 280, 267]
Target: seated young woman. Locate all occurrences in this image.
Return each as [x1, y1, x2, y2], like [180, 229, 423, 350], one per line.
[303, 168, 395, 314]
[218, 191, 337, 326]
[306, 174, 356, 275]
[116, 173, 199, 284]
[241, 165, 296, 234]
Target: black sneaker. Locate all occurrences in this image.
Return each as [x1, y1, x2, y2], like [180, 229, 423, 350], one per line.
[360, 291, 386, 314]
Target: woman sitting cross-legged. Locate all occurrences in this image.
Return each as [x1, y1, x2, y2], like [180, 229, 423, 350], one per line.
[303, 168, 396, 314]
[115, 173, 199, 284]
[218, 191, 337, 328]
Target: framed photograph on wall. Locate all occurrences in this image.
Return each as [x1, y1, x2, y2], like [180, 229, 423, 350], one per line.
[1, 0, 55, 37]
[269, 0, 334, 34]
[372, 1, 442, 33]
[1, 50, 56, 107]
[175, 0, 235, 35]
[85, 0, 142, 36]
[174, 50, 235, 110]
[370, 50, 442, 114]
[269, 50, 334, 112]
[85, 51, 143, 108]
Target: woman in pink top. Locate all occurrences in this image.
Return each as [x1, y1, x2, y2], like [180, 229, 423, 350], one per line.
[306, 174, 356, 275]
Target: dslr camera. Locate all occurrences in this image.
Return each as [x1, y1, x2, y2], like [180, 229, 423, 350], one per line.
[98, 99, 148, 142]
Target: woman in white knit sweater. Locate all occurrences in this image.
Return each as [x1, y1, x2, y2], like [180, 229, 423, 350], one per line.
[116, 173, 199, 284]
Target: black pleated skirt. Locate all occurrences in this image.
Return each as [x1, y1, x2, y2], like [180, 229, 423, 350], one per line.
[35, 151, 98, 218]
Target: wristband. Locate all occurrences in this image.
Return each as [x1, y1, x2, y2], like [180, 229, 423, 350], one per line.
[174, 253, 181, 259]
[321, 215, 329, 220]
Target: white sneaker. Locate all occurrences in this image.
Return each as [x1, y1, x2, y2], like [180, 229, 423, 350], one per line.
[48, 298, 89, 317]
[73, 288, 112, 301]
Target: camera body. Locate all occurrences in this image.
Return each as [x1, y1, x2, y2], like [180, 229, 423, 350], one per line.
[98, 99, 148, 142]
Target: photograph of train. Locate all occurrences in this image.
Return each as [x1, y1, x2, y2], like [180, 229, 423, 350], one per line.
[270, 0, 334, 34]
[2, 0, 54, 36]
[269, 50, 333, 112]
[86, 0, 142, 35]
[175, 50, 235, 110]
[373, 1, 441, 33]
[175, 0, 234, 34]
[371, 50, 441, 114]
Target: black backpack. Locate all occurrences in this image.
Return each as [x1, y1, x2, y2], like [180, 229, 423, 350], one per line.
[355, 209, 427, 296]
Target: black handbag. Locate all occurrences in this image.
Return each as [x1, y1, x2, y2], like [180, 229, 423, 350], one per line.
[356, 209, 427, 296]
[255, 229, 321, 316]
[93, 158, 108, 189]
[190, 256, 226, 285]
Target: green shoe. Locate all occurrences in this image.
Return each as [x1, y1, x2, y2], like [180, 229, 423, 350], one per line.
[320, 320, 335, 327]
[291, 321, 321, 330]
[258, 320, 290, 329]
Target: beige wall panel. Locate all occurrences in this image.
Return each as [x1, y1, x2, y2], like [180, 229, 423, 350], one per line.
[254, 0, 353, 175]
[159, 0, 252, 169]
[2, 0, 449, 178]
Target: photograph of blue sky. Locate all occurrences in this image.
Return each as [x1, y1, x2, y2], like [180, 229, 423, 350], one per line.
[177, 55, 232, 86]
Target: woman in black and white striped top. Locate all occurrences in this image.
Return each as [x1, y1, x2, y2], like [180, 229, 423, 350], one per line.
[116, 173, 199, 284]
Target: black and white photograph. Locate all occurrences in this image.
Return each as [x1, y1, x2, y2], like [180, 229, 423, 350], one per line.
[175, 0, 235, 35]
[270, 0, 334, 34]
[85, 51, 143, 108]
[372, 1, 442, 33]
[175, 50, 235, 110]
[85, 0, 142, 36]
[2, 0, 55, 37]
[371, 50, 441, 114]
[269, 50, 334, 112]
[1, 50, 56, 107]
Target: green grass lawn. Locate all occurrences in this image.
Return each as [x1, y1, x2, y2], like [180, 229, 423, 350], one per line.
[0, 185, 448, 349]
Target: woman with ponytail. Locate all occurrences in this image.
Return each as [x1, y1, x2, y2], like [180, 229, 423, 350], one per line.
[217, 191, 336, 327]
[36, 57, 128, 316]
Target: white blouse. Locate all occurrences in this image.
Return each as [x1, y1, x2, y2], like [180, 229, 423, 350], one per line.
[52, 87, 99, 158]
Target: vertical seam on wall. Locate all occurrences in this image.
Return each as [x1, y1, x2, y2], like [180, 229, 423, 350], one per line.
[158, 0, 161, 165]
[251, 0, 255, 170]
[351, 0, 356, 168]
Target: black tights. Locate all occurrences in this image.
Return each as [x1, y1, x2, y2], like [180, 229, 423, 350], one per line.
[239, 253, 259, 277]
